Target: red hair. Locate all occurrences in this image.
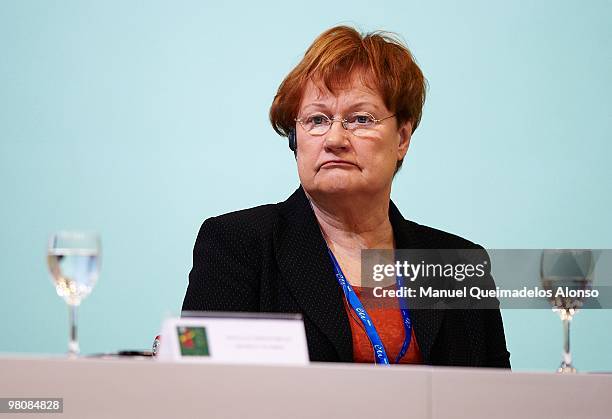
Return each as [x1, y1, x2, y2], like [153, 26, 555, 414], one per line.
[270, 25, 427, 147]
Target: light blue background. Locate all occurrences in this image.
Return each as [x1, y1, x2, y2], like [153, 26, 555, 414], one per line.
[1, 0, 610, 371]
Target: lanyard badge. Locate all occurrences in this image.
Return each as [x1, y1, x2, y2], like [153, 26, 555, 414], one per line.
[327, 248, 412, 365]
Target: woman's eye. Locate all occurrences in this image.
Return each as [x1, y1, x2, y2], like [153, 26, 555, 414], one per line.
[308, 115, 328, 126]
[351, 114, 374, 125]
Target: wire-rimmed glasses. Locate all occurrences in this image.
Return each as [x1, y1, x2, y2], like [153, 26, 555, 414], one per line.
[295, 112, 395, 137]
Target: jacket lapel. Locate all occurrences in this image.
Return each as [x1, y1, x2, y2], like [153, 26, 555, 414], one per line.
[389, 200, 445, 364]
[275, 187, 353, 362]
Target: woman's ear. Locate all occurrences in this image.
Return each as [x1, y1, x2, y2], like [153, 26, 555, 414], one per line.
[397, 120, 412, 161]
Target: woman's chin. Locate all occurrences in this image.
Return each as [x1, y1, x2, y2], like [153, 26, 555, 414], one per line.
[309, 177, 367, 196]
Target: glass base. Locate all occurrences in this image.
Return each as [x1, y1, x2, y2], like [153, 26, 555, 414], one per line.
[557, 362, 577, 374]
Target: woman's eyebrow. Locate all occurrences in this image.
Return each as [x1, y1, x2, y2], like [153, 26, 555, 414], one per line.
[345, 101, 381, 113]
[300, 100, 382, 114]
[300, 102, 330, 113]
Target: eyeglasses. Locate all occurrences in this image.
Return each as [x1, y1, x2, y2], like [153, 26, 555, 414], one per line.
[295, 112, 396, 136]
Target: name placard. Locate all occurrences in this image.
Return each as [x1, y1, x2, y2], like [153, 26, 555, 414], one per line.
[156, 312, 309, 365]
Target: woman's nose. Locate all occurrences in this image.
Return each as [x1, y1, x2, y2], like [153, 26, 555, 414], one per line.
[323, 120, 350, 150]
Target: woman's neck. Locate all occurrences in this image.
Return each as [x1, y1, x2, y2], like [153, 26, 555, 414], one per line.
[306, 189, 395, 252]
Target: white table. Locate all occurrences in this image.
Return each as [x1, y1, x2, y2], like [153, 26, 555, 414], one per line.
[0, 356, 610, 418]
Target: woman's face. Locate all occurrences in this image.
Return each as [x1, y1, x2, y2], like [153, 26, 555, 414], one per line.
[295, 75, 412, 199]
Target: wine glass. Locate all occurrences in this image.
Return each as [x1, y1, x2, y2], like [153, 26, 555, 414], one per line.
[47, 232, 101, 357]
[540, 249, 595, 373]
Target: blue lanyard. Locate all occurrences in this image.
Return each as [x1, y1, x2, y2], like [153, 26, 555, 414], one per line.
[327, 249, 412, 365]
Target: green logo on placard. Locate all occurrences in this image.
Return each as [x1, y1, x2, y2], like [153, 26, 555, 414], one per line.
[177, 326, 210, 356]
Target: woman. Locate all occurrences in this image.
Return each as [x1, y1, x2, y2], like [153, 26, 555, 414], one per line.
[182, 26, 511, 367]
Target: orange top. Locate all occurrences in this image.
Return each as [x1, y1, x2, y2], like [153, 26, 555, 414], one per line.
[343, 285, 423, 364]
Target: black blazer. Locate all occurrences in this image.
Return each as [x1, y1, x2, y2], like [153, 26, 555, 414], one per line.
[182, 187, 511, 368]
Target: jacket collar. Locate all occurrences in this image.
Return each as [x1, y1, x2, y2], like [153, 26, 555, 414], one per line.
[275, 186, 444, 364]
[275, 186, 354, 362]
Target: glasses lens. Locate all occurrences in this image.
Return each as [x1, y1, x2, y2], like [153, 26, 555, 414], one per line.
[303, 113, 331, 135]
[345, 112, 377, 137]
[345, 113, 376, 129]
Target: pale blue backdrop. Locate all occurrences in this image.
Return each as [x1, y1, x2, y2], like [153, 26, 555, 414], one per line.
[1, 0, 610, 371]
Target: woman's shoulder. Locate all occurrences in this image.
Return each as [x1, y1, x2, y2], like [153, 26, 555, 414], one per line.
[197, 202, 281, 237]
[190, 204, 282, 264]
[205, 203, 278, 224]
[401, 218, 483, 250]
[389, 200, 484, 250]
[196, 188, 307, 237]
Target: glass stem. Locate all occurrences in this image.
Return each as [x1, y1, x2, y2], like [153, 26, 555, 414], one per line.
[68, 305, 80, 357]
[562, 317, 572, 367]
